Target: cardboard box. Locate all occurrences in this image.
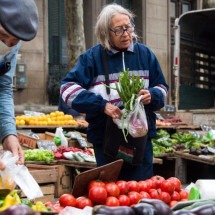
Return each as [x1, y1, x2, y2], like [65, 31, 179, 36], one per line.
[18, 132, 55, 149]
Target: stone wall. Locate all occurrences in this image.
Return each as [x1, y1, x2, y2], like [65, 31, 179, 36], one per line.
[13, 0, 49, 106]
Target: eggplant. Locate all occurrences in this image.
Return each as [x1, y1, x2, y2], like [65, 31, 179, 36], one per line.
[190, 204, 215, 215]
[172, 210, 195, 215]
[139, 199, 173, 215]
[132, 202, 159, 215]
[93, 205, 135, 215]
[0, 205, 35, 215]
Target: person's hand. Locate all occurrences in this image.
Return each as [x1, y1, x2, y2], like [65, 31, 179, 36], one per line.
[138, 89, 151, 105]
[104, 103, 122, 119]
[0, 160, 5, 170]
[2, 135, 25, 165]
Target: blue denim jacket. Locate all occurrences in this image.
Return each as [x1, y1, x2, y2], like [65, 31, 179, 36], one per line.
[0, 42, 21, 143]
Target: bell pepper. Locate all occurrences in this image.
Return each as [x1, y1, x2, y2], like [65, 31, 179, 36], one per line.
[0, 190, 21, 211]
[188, 186, 200, 200]
[31, 201, 48, 212]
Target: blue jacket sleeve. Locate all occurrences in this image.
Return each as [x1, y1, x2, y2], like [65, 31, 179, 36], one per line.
[60, 49, 108, 115]
[0, 42, 21, 142]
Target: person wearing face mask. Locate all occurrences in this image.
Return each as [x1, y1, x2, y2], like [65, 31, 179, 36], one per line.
[0, 0, 39, 170]
[60, 3, 169, 180]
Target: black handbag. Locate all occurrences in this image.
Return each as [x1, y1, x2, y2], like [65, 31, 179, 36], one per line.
[103, 50, 147, 166]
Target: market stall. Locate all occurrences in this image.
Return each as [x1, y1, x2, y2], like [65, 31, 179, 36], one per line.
[1, 109, 213, 214]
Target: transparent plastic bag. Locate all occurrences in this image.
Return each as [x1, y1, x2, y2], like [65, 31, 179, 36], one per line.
[0, 151, 43, 200]
[127, 96, 148, 137]
[114, 96, 148, 138]
[0, 151, 19, 189]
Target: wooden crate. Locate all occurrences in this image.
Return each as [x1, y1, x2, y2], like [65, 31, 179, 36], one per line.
[20, 184, 55, 202]
[26, 164, 73, 199]
[18, 132, 55, 149]
[54, 165, 73, 197]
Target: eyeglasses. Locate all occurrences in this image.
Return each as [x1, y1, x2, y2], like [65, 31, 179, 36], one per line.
[109, 25, 135, 36]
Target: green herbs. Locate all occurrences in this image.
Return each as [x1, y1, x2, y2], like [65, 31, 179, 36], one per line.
[115, 69, 145, 112]
[105, 69, 145, 142]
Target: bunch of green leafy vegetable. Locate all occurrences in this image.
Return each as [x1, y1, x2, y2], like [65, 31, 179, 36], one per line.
[115, 69, 145, 112]
[24, 149, 54, 163]
[106, 69, 145, 141]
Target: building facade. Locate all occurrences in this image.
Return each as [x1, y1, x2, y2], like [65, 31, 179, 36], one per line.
[13, 0, 202, 112]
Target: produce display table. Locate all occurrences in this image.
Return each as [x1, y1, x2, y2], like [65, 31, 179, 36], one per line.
[57, 159, 96, 169]
[17, 125, 87, 133]
[174, 151, 215, 184]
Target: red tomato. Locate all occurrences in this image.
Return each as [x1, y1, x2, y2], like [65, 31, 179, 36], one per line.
[88, 180, 106, 191]
[138, 181, 150, 192]
[59, 193, 76, 207]
[128, 191, 142, 205]
[51, 203, 64, 213]
[88, 186, 107, 204]
[180, 198, 188, 202]
[145, 179, 156, 189]
[150, 175, 165, 188]
[160, 180, 175, 194]
[105, 196, 120, 207]
[169, 200, 178, 208]
[118, 194, 130, 206]
[148, 189, 162, 200]
[160, 191, 171, 204]
[139, 191, 151, 199]
[168, 177, 182, 192]
[171, 191, 181, 201]
[76, 196, 93, 209]
[127, 180, 140, 192]
[116, 180, 129, 195]
[179, 189, 189, 200]
[44, 201, 54, 207]
[105, 182, 120, 197]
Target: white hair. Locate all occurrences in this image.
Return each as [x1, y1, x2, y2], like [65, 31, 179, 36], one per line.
[95, 3, 137, 50]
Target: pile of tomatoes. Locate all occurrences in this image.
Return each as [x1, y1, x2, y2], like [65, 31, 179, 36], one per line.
[45, 175, 189, 212]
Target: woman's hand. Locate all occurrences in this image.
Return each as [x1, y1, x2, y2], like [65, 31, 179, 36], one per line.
[104, 103, 122, 119]
[138, 89, 151, 105]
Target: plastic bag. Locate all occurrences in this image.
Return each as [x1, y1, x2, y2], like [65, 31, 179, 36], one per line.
[55, 127, 68, 147]
[127, 96, 148, 137]
[0, 151, 19, 189]
[0, 151, 43, 200]
[114, 96, 148, 138]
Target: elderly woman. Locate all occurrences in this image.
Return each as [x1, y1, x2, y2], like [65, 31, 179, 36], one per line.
[60, 3, 168, 180]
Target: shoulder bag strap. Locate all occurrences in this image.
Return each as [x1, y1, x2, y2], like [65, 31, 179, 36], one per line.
[103, 49, 110, 95]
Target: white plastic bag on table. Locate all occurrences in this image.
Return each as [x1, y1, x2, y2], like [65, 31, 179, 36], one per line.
[0, 151, 43, 200]
[55, 127, 68, 147]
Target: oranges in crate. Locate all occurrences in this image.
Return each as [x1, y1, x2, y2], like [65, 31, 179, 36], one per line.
[15, 111, 78, 127]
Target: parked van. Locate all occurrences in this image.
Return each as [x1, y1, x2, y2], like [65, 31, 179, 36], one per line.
[173, 8, 215, 110]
